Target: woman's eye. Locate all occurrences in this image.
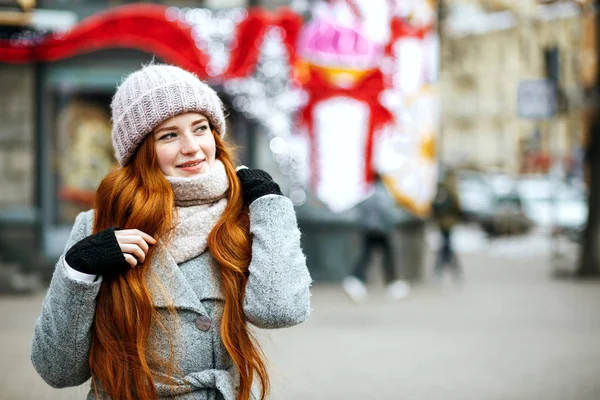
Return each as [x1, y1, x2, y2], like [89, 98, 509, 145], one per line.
[159, 133, 177, 140]
[195, 125, 209, 133]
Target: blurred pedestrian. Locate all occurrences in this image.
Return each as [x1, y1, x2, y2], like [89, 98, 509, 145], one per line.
[431, 168, 463, 282]
[342, 173, 410, 303]
[31, 64, 312, 400]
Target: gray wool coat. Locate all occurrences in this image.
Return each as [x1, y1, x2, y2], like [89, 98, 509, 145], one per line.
[31, 195, 312, 399]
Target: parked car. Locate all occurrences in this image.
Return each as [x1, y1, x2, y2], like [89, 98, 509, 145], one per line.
[458, 171, 532, 236]
[517, 177, 587, 242]
[457, 171, 494, 223]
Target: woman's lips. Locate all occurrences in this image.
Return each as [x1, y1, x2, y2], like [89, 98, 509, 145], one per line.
[177, 159, 204, 171]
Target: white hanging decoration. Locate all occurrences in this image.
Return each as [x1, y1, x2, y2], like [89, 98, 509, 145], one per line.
[183, 7, 248, 76]
[222, 26, 306, 204]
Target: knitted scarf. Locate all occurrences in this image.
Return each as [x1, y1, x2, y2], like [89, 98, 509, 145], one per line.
[165, 160, 229, 264]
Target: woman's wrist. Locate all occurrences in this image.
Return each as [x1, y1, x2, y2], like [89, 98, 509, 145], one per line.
[65, 227, 129, 276]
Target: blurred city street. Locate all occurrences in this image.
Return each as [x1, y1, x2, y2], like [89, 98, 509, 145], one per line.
[2, 229, 600, 400]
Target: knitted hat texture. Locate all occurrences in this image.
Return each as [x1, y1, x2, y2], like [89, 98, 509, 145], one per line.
[110, 64, 226, 166]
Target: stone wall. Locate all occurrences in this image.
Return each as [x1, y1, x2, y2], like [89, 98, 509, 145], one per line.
[0, 64, 34, 207]
[0, 64, 40, 292]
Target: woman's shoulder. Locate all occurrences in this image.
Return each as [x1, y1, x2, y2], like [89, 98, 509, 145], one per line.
[71, 209, 95, 235]
[75, 209, 95, 224]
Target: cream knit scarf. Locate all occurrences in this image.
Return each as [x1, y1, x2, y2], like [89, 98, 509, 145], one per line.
[165, 160, 229, 264]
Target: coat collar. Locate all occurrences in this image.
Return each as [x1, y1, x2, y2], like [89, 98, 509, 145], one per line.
[145, 245, 224, 316]
[146, 248, 206, 315]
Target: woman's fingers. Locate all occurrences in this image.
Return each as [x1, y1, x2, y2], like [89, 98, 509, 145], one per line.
[116, 234, 150, 254]
[114, 229, 157, 266]
[116, 229, 157, 245]
[119, 243, 146, 263]
[123, 253, 139, 268]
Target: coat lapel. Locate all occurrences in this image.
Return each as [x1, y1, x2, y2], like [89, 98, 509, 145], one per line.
[177, 252, 225, 302]
[146, 247, 208, 316]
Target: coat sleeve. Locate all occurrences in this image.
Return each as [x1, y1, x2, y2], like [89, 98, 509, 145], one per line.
[31, 210, 103, 388]
[243, 195, 312, 329]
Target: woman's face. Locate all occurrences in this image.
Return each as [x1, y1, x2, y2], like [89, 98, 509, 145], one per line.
[153, 112, 217, 177]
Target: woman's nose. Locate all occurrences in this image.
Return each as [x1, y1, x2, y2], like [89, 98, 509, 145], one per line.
[181, 134, 200, 153]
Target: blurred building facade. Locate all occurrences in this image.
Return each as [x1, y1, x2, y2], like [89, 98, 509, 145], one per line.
[439, 0, 593, 176]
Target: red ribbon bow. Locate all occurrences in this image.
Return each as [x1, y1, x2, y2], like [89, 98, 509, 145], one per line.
[299, 68, 394, 187]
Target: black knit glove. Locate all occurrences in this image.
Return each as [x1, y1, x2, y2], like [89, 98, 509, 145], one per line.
[65, 227, 130, 276]
[236, 168, 283, 205]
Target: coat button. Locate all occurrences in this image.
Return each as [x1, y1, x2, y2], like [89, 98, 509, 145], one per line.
[195, 315, 211, 331]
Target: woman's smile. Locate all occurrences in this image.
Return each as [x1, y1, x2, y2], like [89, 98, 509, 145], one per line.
[177, 159, 206, 172]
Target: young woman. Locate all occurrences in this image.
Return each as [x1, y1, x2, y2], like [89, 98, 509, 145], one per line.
[31, 64, 312, 400]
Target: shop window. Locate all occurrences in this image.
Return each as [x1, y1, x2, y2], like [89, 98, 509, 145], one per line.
[52, 90, 114, 224]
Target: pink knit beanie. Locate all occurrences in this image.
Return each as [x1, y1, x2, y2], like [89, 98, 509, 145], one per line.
[110, 64, 226, 166]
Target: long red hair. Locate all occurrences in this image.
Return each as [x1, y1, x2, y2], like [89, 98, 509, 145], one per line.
[89, 131, 269, 399]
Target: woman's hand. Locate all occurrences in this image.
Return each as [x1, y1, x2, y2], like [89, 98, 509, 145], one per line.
[236, 167, 283, 205]
[115, 229, 157, 268]
[65, 227, 156, 276]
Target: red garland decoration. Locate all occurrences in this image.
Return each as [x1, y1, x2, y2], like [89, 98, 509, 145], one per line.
[0, 4, 303, 81]
[224, 7, 302, 78]
[300, 69, 394, 189]
[384, 16, 433, 57]
[0, 4, 209, 75]
[223, 8, 269, 78]
[272, 8, 303, 66]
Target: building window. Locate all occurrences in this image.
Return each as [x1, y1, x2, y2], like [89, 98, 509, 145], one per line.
[52, 90, 114, 224]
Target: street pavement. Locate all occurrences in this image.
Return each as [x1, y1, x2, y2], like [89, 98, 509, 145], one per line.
[1, 229, 600, 400]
